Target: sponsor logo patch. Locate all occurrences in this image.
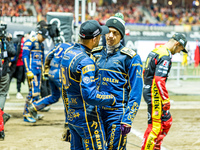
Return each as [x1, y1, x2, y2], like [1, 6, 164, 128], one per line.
[155, 111, 159, 116]
[162, 60, 169, 67]
[82, 64, 95, 74]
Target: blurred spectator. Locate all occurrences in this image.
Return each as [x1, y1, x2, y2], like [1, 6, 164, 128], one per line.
[7, 34, 26, 100]
[1, 0, 200, 25]
[0, 25, 16, 140]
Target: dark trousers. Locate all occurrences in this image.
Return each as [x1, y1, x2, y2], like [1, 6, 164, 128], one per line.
[9, 65, 24, 93]
[40, 79, 51, 98]
[15, 65, 24, 92]
[0, 73, 9, 110]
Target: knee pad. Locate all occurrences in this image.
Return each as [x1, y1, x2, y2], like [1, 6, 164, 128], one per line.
[162, 116, 172, 135]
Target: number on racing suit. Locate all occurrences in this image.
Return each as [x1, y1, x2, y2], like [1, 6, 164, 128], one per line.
[60, 66, 70, 89]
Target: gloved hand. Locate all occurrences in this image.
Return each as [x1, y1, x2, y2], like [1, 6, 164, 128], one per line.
[163, 102, 170, 111]
[61, 123, 71, 142]
[42, 72, 49, 80]
[26, 71, 34, 80]
[120, 124, 131, 136]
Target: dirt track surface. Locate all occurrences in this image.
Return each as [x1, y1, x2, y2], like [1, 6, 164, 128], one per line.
[2, 80, 200, 150]
[1, 102, 200, 150]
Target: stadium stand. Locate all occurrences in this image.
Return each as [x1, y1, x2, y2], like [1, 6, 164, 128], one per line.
[1, 0, 199, 25]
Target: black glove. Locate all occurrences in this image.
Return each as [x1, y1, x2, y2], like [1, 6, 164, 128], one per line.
[61, 123, 71, 142]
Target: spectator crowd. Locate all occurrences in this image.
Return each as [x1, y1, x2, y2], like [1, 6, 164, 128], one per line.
[1, 0, 200, 26]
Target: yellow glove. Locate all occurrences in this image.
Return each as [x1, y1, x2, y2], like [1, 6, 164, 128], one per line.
[42, 72, 49, 80]
[26, 71, 34, 80]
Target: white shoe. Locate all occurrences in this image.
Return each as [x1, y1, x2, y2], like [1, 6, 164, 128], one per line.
[35, 114, 44, 120]
[16, 92, 23, 99]
[6, 93, 10, 99]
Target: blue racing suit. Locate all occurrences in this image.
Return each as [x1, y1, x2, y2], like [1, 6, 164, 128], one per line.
[92, 44, 143, 150]
[22, 37, 44, 115]
[61, 43, 116, 150]
[31, 43, 74, 124]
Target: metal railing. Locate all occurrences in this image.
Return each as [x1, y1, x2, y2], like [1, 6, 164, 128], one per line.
[168, 62, 200, 80]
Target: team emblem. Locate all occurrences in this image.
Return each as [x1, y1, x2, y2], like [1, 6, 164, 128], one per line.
[162, 60, 169, 67]
[83, 77, 90, 84]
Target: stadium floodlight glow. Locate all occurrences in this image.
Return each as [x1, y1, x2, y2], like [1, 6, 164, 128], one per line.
[168, 1, 172, 5]
[88, 2, 96, 17]
[193, 0, 200, 6]
[195, 0, 199, 6]
[152, 0, 157, 4]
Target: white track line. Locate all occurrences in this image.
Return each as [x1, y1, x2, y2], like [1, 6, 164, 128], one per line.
[131, 128, 168, 150]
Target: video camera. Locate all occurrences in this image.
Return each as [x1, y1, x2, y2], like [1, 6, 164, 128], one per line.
[0, 24, 7, 38]
[48, 22, 60, 39]
[37, 20, 60, 39]
[0, 24, 7, 78]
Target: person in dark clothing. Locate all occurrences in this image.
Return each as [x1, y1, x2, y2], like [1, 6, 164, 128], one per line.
[15, 35, 26, 99]
[0, 29, 16, 140]
[8, 34, 26, 99]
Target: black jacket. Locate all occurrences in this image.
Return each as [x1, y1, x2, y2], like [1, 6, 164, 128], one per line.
[9, 35, 26, 83]
[0, 39, 16, 78]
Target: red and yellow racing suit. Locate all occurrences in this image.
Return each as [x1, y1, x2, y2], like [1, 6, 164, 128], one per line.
[142, 45, 173, 150]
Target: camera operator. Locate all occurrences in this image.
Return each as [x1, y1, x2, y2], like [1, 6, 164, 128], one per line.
[37, 20, 60, 44]
[0, 23, 16, 140]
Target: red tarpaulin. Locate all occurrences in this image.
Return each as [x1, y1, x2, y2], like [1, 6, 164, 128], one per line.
[194, 41, 200, 67]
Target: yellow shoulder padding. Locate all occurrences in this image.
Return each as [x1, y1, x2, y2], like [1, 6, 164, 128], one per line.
[120, 47, 136, 58]
[92, 46, 104, 52]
